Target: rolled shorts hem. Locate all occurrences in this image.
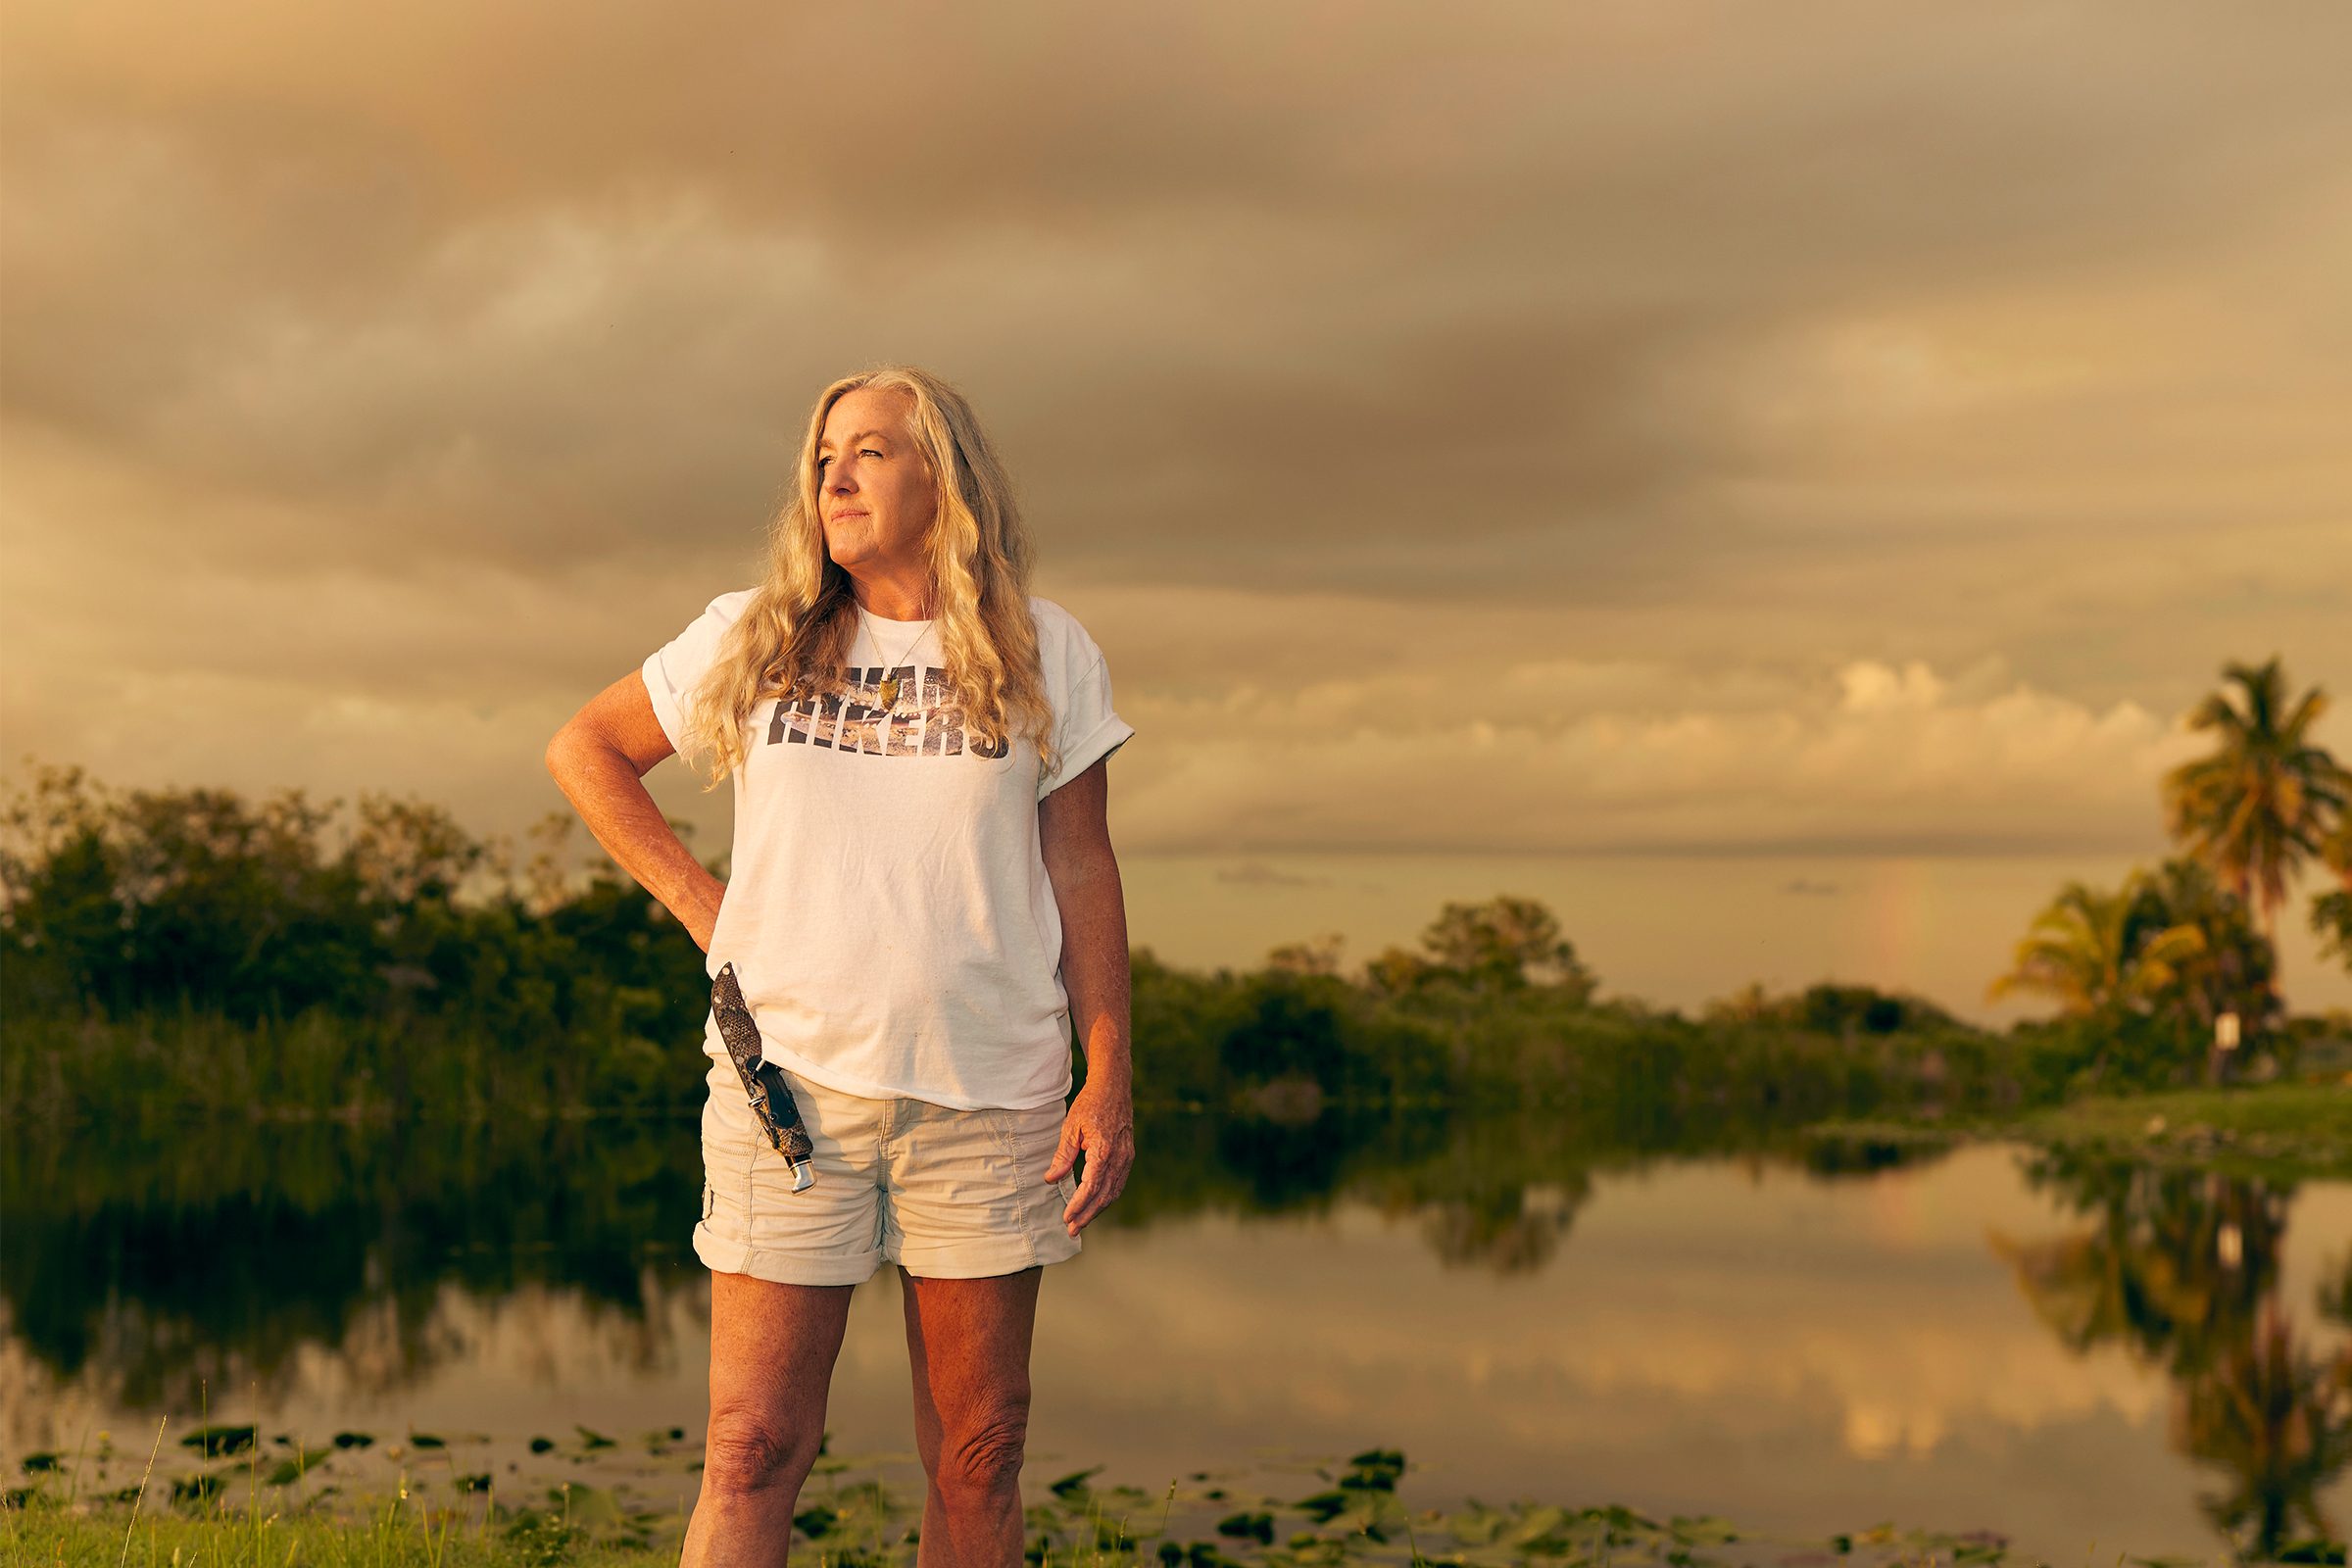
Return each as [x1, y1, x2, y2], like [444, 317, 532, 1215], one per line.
[896, 1228, 1083, 1280]
[693, 1224, 1082, 1285]
[694, 1225, 880, 1288]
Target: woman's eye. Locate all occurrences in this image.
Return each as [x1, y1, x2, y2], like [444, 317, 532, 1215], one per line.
[861, 449, 883, 459]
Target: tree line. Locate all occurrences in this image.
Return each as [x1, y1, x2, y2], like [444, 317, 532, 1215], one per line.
[0, 756, 2028, 1123]
[1, 657, 2341, 1120]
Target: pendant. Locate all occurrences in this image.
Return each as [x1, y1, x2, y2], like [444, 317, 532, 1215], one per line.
[876, 676, 901, 709]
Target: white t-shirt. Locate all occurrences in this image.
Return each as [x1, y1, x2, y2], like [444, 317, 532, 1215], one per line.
[640, 590, 1136, 1111]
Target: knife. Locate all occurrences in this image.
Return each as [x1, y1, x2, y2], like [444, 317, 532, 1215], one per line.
[711, 960, 815, 1193]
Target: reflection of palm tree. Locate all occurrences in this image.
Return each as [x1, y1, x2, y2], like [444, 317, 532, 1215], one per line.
[1991, 1151, 2349, 1560]
[1987, 877, 2205, 1015]
[2176, 1298, 2352, 1557]
[2160, 657, 2352, 956]
[1988, 1161, 2234, 1374]
[2002, 1154, 2289, 1378]
[1985, 1227, 2154, 1361]
[2321, 1248, 2352, 1333]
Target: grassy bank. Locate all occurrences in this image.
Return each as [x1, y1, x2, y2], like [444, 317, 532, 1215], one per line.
[1799, 1078, 2352, 1181]
[1998, 1079, 2352, 1179]
[8, 1448, 2325, 1568]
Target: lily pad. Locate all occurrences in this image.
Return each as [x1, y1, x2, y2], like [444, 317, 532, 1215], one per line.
[178, 1424, 257, 1457]
[1216, 1509, 1274, 1543]
[1667, 1512, 1740, 1544]
[1049, 1465, 1104, 1499]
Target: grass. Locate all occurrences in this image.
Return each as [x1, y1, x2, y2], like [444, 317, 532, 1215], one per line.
[1997, 1079, 2352, 1179]
[6, 1435, 2342, 1568]
[4, 1511, 664, 1566]
[1795, 1077, 2352, 1181]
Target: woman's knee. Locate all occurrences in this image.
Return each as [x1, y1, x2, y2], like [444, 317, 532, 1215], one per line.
[934, 1397, 1030, 1500]
[703, 1401, 822, 1497]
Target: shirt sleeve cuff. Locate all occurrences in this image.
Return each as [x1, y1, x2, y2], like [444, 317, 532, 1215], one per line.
[1039, 714, 1136, 801]
[641, 648, 688, 755]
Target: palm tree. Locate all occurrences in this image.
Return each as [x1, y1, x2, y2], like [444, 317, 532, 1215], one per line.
[2134, 857, 2287, 1083]
[2134, 857, 2278, 1029]
[2162, 657, 2352, 954]
[2312, 813, 2352, 974]
[1988, 874, 2207, 1015]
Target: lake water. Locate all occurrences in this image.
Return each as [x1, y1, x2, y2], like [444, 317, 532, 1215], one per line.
[4, 1110, 2346, 1564]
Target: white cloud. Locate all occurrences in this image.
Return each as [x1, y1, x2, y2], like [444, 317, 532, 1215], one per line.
[1115, 649, 2204, 855]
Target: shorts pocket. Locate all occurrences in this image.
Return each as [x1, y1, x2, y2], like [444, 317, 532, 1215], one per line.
[983, 1103, 1070, 1189]
[977, 1106, 1027, 1175]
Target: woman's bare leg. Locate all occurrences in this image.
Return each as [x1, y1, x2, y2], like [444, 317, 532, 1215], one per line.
[900, 1264, 1043, 1568]
[679, 1270, 856, 1568]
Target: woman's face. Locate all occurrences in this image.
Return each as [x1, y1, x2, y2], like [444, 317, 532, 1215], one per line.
[817, 386, 939, 578]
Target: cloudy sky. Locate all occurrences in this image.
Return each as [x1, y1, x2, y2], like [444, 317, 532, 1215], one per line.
[5, 0, 2348, 1018]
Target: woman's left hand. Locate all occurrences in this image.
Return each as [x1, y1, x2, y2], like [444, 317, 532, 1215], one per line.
[1044, 1075, 1135, 1237]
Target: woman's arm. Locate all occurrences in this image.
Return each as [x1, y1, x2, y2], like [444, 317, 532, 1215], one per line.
[1038, 756, 1135, 1235]
[544, 668, 727, 952]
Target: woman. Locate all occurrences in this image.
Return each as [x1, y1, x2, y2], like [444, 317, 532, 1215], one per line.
[545, 365, 1138, 1568]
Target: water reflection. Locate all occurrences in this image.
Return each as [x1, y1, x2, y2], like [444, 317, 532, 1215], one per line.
[1, 1116, 700, 1412]
[4, 1109, 2346, 1559]
[4, 1102, 1940, 1404]
[1990, 1150, 2352, 1558]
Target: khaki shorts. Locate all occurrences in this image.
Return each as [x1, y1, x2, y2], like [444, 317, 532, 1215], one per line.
[694, 1054, 1083, 1286]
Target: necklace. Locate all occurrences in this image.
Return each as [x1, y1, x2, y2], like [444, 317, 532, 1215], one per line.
[862, 606, 934, 709]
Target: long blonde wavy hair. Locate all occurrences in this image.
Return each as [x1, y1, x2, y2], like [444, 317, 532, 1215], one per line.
[671, 366, 1059, 791]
